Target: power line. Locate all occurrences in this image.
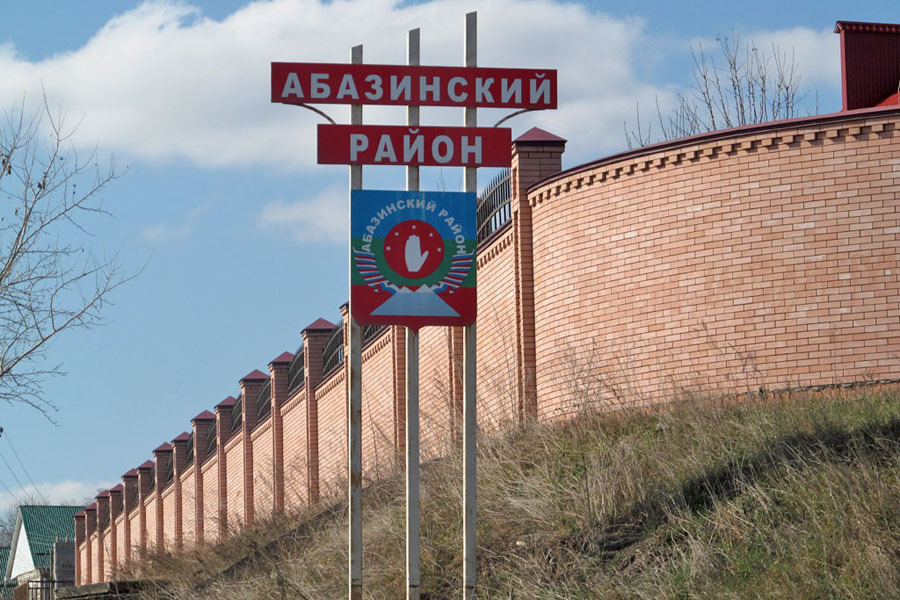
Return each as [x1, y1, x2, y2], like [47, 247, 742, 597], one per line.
[0, 476, 21, 505]
[0, 449, 26, 497]
[3, 432, 46, 503]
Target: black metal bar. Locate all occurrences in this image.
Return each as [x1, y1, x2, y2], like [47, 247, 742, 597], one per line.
[206, 420, 217, 456]
[257, 379, 272, 420]
[185, 433, 194, 467]
[231, 393, 243, 433]
[476, 168, 511, 245]
[287, 345, 305, 394]
[322, 322, 344, 375]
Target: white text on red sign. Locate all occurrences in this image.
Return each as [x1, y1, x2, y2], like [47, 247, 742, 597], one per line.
[317, 125, 511, 167]
[272, 63, 557, 109]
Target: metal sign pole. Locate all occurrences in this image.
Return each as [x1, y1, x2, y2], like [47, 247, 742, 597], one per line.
[463, 11, 478, 600]
[349, 43, 364, 600]
[405, 27, 422, 600]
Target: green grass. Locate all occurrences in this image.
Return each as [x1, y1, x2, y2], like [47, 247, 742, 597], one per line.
[129, 385, 900, 599]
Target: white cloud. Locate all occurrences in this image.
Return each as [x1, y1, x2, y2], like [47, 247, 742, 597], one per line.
[257, 185, 346, 243]
[0, 480, 117, 513]
[0, 1, 842, 172]
[141, 203, 210, 242]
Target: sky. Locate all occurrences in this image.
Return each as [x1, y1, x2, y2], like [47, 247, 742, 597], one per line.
[0, 0, 896, 511]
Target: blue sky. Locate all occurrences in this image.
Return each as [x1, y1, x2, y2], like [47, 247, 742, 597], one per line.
[0, 0, 896, 509]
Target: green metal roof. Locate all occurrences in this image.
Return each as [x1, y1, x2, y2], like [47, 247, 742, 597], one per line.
[19, 505, 84, 569]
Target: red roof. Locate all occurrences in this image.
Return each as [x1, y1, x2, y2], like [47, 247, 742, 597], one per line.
[96, 490, 109, 498]
[173, 432, 191, 442]
[111, 484, 124, 492]
[304, 318, 336, 331]
[86, 503, 96, 511]
[139, 460, 154, 469]
[154, 442, 173, 453]
[216, 396, 237, 409]
[192, 409, 216, 422]
[514, 127, 566, 143]
[877, 92, 899, 107]
[123, 468, 138, 478]
[269, 351, 294, 365]
[241, 369, 268, 382]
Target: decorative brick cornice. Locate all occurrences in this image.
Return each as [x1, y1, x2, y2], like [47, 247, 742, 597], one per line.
[316, 369, 345, 396]
[477, 229, 513, 269]
[531, 112, 900, 207]
[535, 107, 900, 196]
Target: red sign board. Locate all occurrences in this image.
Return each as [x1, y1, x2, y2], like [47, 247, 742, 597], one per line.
[318, 125, 511, 167]
[271, 62, 557, 109]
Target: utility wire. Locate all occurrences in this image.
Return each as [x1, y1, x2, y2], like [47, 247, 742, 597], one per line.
[3, 432, 46, 503]
[0, 476, 20, 505]
[0, 449, 26, 498]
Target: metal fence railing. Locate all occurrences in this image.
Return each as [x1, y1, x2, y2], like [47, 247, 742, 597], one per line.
[185, 433, 194, 467]
[257, 379, 272, 421]
[287, 345, 305, 394]
[231, 393, 243, 434]
[206, 420, 217, 457]
[322, 323, 344, 376]
[476, 168, 511, 244]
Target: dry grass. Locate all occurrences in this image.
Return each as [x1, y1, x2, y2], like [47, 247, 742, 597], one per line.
[125, 385, 900, 599]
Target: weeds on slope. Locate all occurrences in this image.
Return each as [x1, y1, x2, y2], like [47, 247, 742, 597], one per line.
[130, 386, 900, 599]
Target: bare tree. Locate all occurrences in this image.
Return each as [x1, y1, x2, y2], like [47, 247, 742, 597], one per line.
[0, 99, 126, 419]
[626, 32, 808, 147]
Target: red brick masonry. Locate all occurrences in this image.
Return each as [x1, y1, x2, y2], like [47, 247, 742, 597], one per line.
[75, 107, 900, 584]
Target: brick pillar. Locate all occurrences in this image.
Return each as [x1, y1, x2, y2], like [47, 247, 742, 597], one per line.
[510, 128, 566, 420]
[109, 484, 123, 575]
[84, 504, 96, 584]
[269, 352, 294, 515]
[191, 410, 215, 544]
[240, 370, 268, 525]
[172, 432, 190, 550]
[303, 318, 337, 505]
[137, 461, 154, 554]
[214, 396, 236, 539]
[96, 491, 110, 581]
[391, 325, 406, 465]
[153, 443, 172, 549]
[122, 469, 138, 568]
[74, 511, 85, 586]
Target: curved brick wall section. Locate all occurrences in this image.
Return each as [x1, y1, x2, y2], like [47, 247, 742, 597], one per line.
[530, 109, 900, 420]
[75, 109, 900, 586]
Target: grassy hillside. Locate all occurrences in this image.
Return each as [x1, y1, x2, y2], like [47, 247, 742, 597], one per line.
[129, 386, 900, 599]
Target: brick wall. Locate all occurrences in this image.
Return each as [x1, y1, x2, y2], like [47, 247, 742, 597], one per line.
[75, 107, 900, 585]
[529, 110, 900, 419]
[315, 370, 347, 498]
[201, 456, 218, 541]
[180, 467, 195, 545]
[251, 419, 274, 520]
[361, 330, 399, 481]
[281, 389, 309, 509]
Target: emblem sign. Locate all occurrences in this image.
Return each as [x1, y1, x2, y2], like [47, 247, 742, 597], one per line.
[351, 190, 476, 331]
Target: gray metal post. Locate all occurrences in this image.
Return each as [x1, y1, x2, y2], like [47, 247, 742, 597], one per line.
[463, 10, 478, 600]
[349, 43, 364, 600]
[406, 27, 422, 600]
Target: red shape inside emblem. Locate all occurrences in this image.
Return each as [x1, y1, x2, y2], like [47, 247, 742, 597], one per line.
[383, 220, 444, 281]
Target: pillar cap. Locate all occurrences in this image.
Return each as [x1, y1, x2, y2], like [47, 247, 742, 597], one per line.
[215, 396, 237, 409]
[269, 351, 294, 366]
[122, 468, 138, 478]
[85, 503, 97, 511]
[96, 490, 109, 499]
[173, 432, 191, 442]
[138, 460, 154, 470]
[75, 511, 85, 518]
[514, 127, 566, 144]
[111, 484, 123, 492]
[303, 318, 337, 332]
[153, 442, 173, 453]
[240, 369, 268, 383]
[192, 409, 216, 422]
